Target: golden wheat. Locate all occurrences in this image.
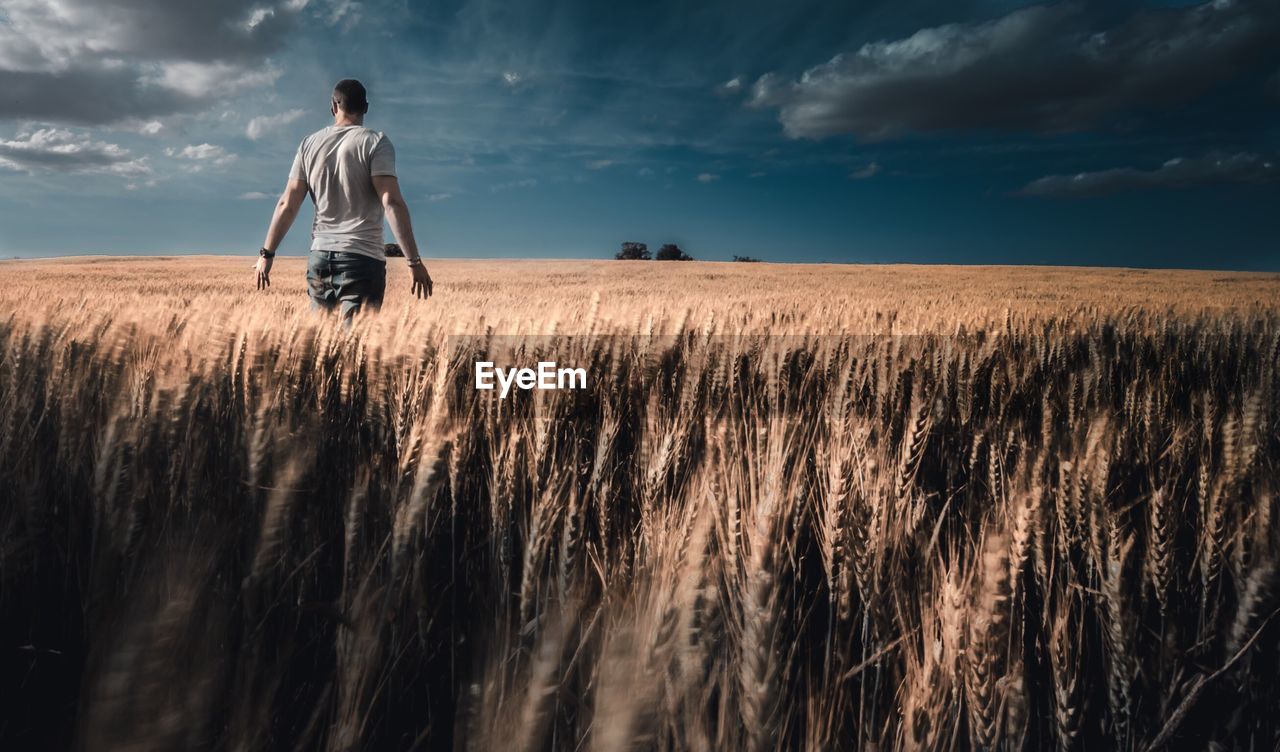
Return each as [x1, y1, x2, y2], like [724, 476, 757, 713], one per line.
[0, 257, 1277, 751]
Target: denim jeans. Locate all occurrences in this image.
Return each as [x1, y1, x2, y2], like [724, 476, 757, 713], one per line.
[306, 250, 386, 320]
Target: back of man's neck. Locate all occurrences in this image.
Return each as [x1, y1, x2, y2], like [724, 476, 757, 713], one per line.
[334, 117, 363, 127]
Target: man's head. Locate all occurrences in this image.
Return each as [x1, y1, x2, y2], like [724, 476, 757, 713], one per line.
[331, 79, 369, 118]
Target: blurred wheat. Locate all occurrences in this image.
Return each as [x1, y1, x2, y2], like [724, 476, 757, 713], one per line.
[1, 257, 1278, 751]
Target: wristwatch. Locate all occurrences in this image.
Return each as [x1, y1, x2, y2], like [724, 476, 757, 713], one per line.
[259, 247, 276, 259]
[407, 257, 423, 266]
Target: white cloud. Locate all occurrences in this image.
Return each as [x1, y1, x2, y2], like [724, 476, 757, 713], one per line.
[244, 7, 275, 31]
[327, 0, 362, 29]
[238, 191, 271, 200]
[112, 119, 166, 136]
[246, 108, 306, 140]
[850, 162, 881, 179]
[490, 177, 538, 192]
[425, 192, 454, 202]
[637, 167, 654, 177]
[586, 159, 613, 170]
[147, 61, 281, 100]
[696, 172, 719, 183]
[0, 127, 150, 176]
[716, 76, 744, 96]
[166, 142, 237, 169]
[502, 71, 523, 87]
[167, 143, 227, 160]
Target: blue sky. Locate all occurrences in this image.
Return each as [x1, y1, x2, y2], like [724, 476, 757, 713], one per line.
[1, 0, 1277, 268]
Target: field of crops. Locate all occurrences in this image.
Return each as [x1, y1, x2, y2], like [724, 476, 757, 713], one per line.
[1, 256, 1278, 750]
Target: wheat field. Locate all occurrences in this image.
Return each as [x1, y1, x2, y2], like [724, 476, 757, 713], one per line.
[1, 256, 1278, 751]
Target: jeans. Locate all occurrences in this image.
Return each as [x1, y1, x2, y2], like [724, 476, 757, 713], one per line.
[306, 250, 386, 320]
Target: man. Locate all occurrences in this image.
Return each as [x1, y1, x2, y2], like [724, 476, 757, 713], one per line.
[253, 79, 433, 318]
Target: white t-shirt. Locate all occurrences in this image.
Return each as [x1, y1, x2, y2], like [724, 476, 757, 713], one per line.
[288, 125, 396, 260]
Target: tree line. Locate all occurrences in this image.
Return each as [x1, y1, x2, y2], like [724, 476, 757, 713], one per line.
[615, 242, 691, 261]
[395, 241, 762, 262]
[614, 242, 763, 262]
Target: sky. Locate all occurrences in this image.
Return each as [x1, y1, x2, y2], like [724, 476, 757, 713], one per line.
[0, 0, 1277, 269]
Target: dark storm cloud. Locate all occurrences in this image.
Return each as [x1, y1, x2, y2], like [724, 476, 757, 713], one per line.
[0, 68, 203, 125]
[0, 0, 298, 62]
[1018, 152, 1277, 197]
[748, 0, 1280, 140]
[99, 0, 297, 62]
[0, 0, 306, 124]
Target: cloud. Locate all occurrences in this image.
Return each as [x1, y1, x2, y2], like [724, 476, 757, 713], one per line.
[246, 109, 306, 140]
[0, 0, 304, 124]
[0, 67, 204, 124]
[637, 167, 655, 177]
[0, 0, 298, 67]
[850, 162, 881, 179]
[0, 127, 150, 176]
[166, 143, 237, 168]
[326, 0, 362, 29]
[110, 119, 168, 136]
[586, 159, 613, 170]
[748, 1, 1280, 140]
[425, 192, 454, 202]
[696, 172, 719, 183]
[147, 61, 282, 101]
[1018, 152, 1277, 197]
[716, 77, 744, 97]
[167, 144, 230, 161]
[502, 71, 523, 87]
[244, 7, 275, 30]
[490, 177, 538, 192]
[238, 191, 271, 200]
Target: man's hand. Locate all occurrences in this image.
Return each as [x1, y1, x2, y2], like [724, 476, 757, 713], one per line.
[410, 263, 433, 299]
[254, 255, 274, 290]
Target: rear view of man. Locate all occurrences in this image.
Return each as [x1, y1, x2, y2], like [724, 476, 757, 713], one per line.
[253, 79, 433, 318]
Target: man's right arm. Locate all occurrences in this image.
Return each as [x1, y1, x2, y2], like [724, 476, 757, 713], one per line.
[254, 178, 309, 290]
[263, 179, 309, 252]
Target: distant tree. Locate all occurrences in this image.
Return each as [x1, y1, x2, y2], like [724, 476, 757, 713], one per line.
[732, 254, 762, 262]
[615, 241, 650, 260]
[385, 243, 404, 258]
[656, 243, 693, 261]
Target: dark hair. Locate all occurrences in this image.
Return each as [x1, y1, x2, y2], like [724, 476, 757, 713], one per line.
[332, 79, 368, 114]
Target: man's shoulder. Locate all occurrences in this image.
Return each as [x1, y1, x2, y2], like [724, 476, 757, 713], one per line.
[297, 126, 391, 158]
[360, 127, 391, 145]
[298, 126, 335, 148]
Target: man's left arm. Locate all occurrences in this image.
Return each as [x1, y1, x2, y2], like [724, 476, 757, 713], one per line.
[368, 136, 432, 300]
[254, 178, 309, 289]
[374, 175, 433, 300]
